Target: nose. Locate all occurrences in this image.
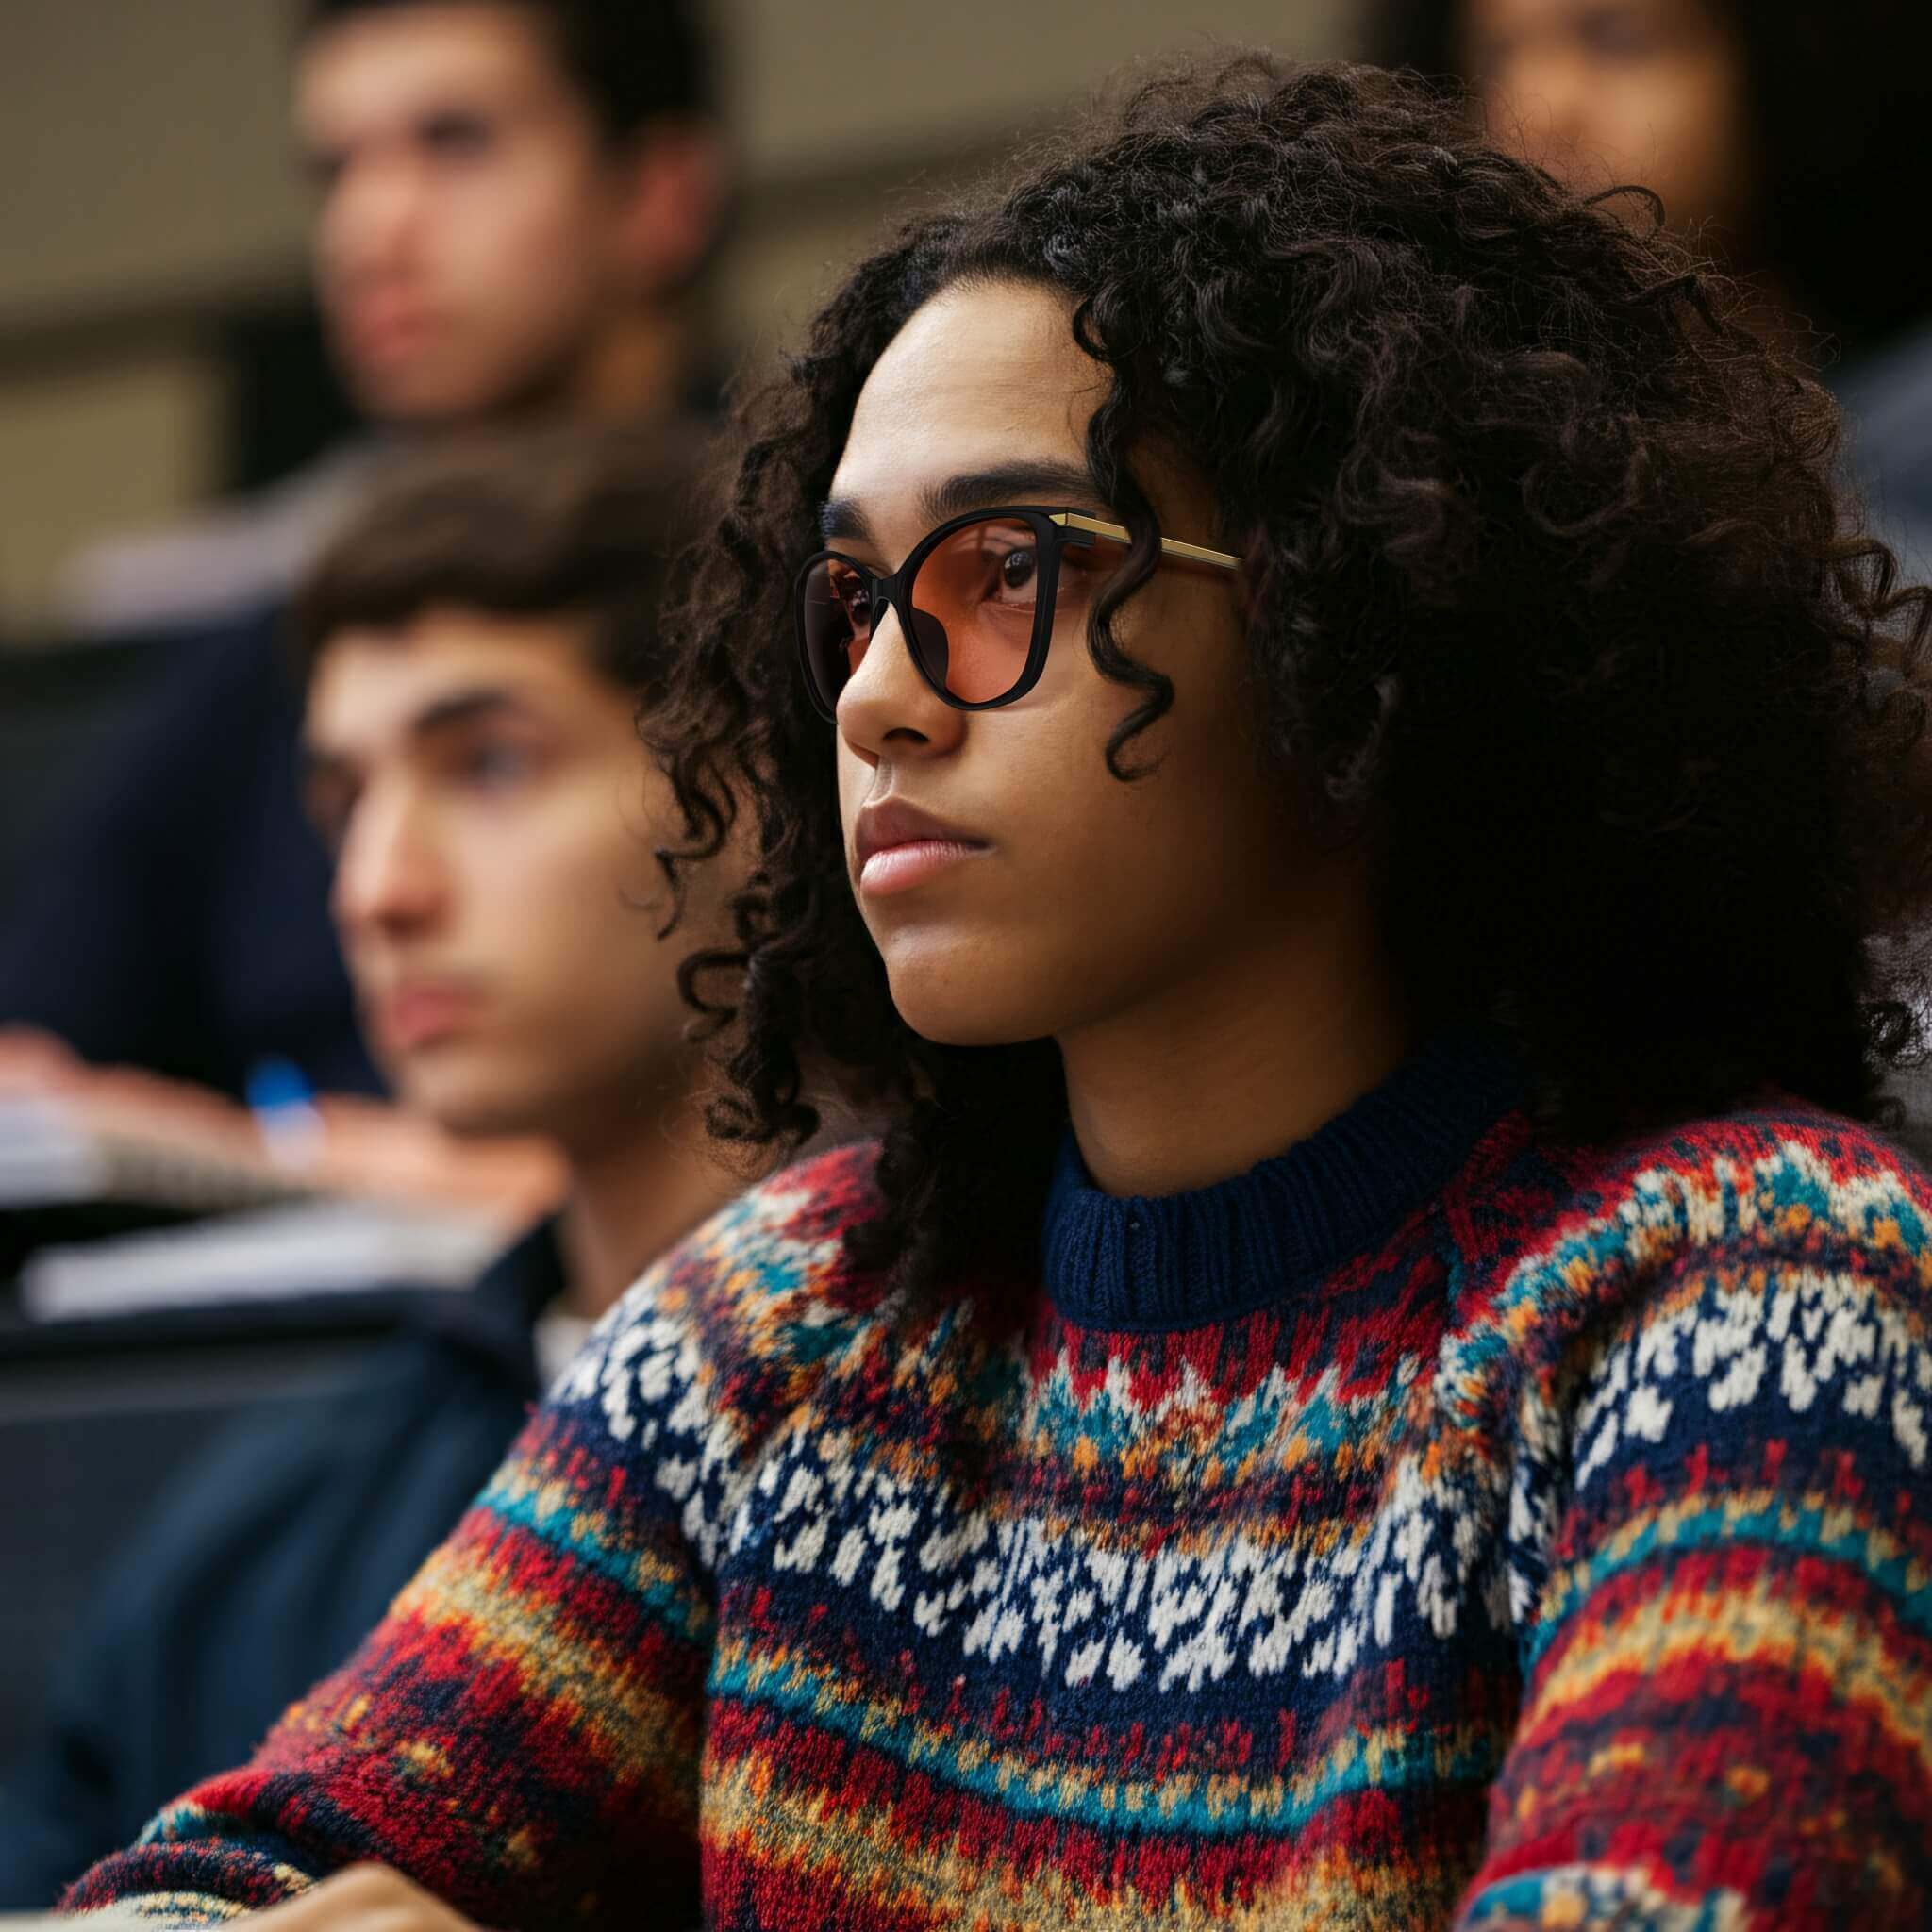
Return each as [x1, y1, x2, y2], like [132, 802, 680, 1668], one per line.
[330, 788, 446, 941]
[319, 149, 426, 284]
[834, 599, 969, 762]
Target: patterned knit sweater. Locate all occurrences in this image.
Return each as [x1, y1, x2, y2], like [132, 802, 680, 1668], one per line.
[63, 1039, 1932, 1928]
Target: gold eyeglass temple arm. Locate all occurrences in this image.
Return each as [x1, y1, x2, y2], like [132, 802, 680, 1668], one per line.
[1052, 510, 1242, 572]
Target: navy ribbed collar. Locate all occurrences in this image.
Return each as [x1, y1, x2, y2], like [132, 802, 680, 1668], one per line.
[1040, 1032, 1523, 1331]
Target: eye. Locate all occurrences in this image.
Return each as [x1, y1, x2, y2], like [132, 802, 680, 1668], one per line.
[971, 537, 1039, 606]
[307, 794, 354, 857]
[458, 741, 538, 791]
[1575, 7, 1663, 57]
[301, 765, 358, 855]
[303, 144, 348, 195]
[419, 110, 496, 162]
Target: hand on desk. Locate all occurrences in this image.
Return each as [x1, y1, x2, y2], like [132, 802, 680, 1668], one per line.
[0, 1027, 567, 1234]
[0, 1027, 259, 1156]
[245, 1866, 486, 1931]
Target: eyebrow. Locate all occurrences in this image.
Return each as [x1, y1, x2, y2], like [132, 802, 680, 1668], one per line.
[301, 685, 537, 779]
[297, 93, 512, 172]
[818, 459, 1108, 548]
[407, 687, 534, 739]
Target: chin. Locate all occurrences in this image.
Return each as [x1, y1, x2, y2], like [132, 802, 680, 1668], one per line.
[344, 364, 495, 428]
[391, 1060, 544, 1141]
[881, 955, 1058, 1050]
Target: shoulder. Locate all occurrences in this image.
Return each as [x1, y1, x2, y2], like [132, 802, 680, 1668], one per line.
[1426, 1105, 1932, 1650]
[1442, 1102, 1932, 1441]
[634, 1134, 891, 1338]
[552, 1138, 892, 1441]
[76, 1335, 514, 1652]
[1549, 1100, 1928, 1296]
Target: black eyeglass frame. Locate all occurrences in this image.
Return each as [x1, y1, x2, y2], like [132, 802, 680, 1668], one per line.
[791, 505, 1241, 723]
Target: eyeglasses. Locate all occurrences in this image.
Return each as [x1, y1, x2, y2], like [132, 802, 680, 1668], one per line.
[793, 506, 1242, 721]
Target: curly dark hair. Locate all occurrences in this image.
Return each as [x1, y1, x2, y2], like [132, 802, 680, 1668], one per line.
[1361, 0, 1932, 357]
[290, 424, 709, 701]
[648, 54, 1932, 1299]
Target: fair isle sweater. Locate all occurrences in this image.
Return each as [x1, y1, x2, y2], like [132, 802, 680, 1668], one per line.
[64, 1038, 1932, 1928]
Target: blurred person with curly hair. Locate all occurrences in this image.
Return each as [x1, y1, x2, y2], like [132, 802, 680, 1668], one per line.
[1363, 0, 1932, 577]
[63, 55, 1932, 1932]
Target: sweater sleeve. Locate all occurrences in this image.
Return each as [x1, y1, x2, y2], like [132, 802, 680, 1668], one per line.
[58, 1146, 885, 1929]
[1455, 1125, 1932, 1928]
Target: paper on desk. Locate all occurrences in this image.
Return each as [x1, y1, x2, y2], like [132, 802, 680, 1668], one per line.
[18, 1197, 506, 1323]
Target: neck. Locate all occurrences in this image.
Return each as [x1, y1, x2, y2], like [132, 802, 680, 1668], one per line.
[572, 301, 695, 421]
[1058, 883, 1408, 1199]
[553, 1071, 743, 1317]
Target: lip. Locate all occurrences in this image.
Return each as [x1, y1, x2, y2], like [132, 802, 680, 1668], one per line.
[853, 797, 991, 899]
[342, 303, 440, 365]
[372, 981, 480, 1053]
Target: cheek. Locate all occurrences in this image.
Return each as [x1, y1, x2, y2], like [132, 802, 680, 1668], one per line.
[1658, 59, 1755, 212]
[1023, 694, 1266, 941]
[1054, 723, 1265, 921]
[1594, 53, 1748, 193]
[449, 175, 607, 319]
[471, 799, 651, 968]
[1012, 584, 1257, 870]
[908, 735, 1269, 1048]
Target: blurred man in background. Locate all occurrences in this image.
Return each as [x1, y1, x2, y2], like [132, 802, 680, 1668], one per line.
[0, 0, 727, 1107]
[1364, 0, 1932, 575]
[0, 426, 763, 1908]
[69, 0, 725, 634]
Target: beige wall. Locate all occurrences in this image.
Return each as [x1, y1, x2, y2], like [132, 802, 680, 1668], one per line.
[0, 0, 1349, 631]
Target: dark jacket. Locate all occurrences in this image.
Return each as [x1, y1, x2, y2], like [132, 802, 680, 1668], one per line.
[0, 1224, 560, 1909]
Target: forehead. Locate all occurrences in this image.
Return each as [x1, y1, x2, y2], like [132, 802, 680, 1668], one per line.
[295, 1, 568, 137]
[1465, 0, 1688, 34]
[304, 606, 617, 747]
[830, 281, 1108, 518]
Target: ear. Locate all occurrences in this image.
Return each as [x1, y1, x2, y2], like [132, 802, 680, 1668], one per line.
[607, 118, 731, 294]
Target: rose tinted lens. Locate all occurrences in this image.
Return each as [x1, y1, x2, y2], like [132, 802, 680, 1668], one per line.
[908, 516, 1041, 705]
[799, 557, 874, 712]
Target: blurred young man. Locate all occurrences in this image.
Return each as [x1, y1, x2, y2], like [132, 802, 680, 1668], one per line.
[305, 0, 720, 427]
[0, 0, 728, 1102]
[68, 0, 725, 631]
[0, 429, 758, 1908]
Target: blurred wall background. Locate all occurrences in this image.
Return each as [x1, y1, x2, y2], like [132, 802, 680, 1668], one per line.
[0, 0, 1350, 639]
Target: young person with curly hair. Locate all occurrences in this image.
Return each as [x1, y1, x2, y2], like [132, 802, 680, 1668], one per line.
[1362, 0, 1932, 576]
[63, 55, 1932, 1932]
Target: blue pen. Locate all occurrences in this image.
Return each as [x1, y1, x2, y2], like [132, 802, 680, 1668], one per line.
[245, 1056, 326, 1169]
